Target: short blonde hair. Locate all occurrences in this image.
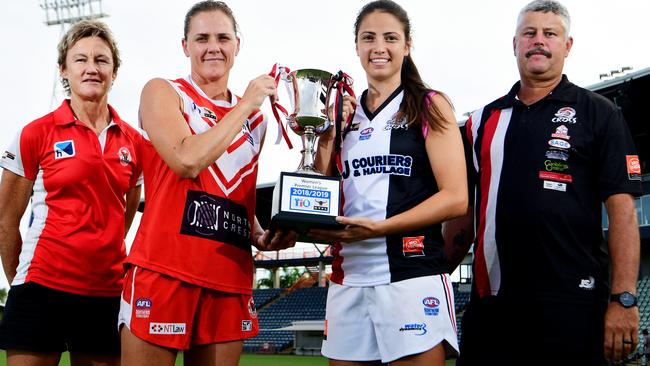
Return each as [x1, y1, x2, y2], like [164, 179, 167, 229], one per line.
[57, 20, 121, 95]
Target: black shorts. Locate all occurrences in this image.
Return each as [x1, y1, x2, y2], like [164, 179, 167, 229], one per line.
[457, 296, 607, 366]
[0, 282, 120, 355]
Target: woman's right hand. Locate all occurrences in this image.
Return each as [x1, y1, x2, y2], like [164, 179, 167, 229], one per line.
[323, 95, 357, 142]
[240, 74, 278, 111]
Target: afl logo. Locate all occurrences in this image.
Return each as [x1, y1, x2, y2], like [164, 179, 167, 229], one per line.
[422, 297, 440, 308]
[135, 298, 152, 309]
[360, 127, 374, 135]
[552, 107, 577, 124]
[548, 139, 571, 149]
[118, 147, 132, 166]
[359, 127, 374, 141]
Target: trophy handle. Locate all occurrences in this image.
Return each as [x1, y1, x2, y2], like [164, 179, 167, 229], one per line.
[324, 77, 337, 124]
[326, 71, 356, 156]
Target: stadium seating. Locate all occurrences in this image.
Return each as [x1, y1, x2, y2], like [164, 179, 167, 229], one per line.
[244, 287, 328, 353]
[252, 288, 282, 309]
[258, 287, 327, 329]
[242, 330, 293, 353]
[638, 277, 650, 332]
[454, 290, 471, 313]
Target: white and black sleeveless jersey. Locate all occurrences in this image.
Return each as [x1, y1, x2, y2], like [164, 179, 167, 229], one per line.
[330, 87, 446, 286]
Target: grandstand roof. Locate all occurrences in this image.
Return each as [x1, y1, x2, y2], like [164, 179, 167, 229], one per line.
[586, 67, 650, 92]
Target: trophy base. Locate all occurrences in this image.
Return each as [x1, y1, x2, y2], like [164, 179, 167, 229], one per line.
[270, 212, 345, 244]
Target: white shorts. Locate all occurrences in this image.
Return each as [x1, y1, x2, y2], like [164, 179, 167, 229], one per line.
[321, 274, 459, 363]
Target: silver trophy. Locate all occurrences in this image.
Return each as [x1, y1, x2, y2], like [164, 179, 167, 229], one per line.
[270, 69, 344, 241]
[285, 69, 334, 173]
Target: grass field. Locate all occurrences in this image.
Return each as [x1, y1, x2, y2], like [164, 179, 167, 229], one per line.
[0, 351, 457, 365]
[0, 352, 330, 366]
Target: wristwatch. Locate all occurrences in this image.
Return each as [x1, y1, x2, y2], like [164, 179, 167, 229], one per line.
[610, 291, 638, 308]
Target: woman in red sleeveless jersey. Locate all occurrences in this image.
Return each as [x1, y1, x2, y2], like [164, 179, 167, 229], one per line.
[119, 2, 295, 366]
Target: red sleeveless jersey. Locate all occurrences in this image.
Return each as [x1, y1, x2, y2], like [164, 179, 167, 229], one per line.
[126, 77, 267, 294]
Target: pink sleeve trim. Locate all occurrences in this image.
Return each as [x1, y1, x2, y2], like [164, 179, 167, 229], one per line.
[422, 91, 437, 138]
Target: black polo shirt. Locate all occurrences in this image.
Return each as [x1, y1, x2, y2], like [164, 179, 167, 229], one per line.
[466, 75, 642, 304]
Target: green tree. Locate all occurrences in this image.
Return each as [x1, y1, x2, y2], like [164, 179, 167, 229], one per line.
[0, 288, 7, 305]
[255, 267, 307, 289]
[256, 277, 273, 289]
[280, 267, 303, 288]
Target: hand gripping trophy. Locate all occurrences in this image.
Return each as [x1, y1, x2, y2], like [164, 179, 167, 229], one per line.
[269, 65, 355, 243]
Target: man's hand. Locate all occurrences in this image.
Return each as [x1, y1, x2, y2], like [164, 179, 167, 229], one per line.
[604, 302, 639, 361]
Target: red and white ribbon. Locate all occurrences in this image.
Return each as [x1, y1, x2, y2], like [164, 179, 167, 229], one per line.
[268, 63, 293, 149]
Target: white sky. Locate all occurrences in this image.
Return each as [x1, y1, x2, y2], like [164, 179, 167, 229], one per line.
[0, 0, 648, 289]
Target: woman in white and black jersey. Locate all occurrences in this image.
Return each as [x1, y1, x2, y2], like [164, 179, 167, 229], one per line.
[311, 1, 467, 365]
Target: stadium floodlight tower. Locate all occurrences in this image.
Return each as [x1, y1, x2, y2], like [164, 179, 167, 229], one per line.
[40, 0, 108, 26]
[40, 0, 109, 107]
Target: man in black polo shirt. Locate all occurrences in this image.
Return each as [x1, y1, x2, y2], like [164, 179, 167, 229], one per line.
[449, 1, 642, 365]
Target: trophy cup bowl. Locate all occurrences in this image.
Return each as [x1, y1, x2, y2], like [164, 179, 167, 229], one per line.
[284, 69, 333, 173]
[270, 69, 344, 242]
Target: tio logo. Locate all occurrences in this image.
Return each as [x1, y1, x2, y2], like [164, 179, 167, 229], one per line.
[293, 198, 311, 208]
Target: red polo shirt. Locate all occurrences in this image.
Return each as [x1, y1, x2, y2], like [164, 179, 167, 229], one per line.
[0, 100, 143, 296]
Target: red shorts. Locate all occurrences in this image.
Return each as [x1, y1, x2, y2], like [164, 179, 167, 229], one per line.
[118, 266, 258, 350]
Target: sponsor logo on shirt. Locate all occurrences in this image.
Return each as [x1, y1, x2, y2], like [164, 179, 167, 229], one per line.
[242, 320, 253, 332]
[241, 121, 254, 146]
[118, 146, 132, 166]
[384, 114, 408, 130]
[399, 323, 427, 336]
[422, 297, 440, 316]
[548, 139, 571, 149]
[551, 124, 570, 140]
[539, 171, 573, 183]
[543, 180, 567, 192]
[149, 322, 186, 335]
[201, 106, 217, 121]
[2, 151, 15, 160]
[191, 102, 217, 122]
[403, 236, 425, 257]
[551, 107, 577, 124]
[626, 155, 642, 180]
[135, 298, 152, 319]
[544, 160, 569, 172]
[341, 154, 412, 179]
[545, 150, 569, 161]
[248, 298, 257, 318]
[54, 140, 75, 159]
[180, 190, 251, 248]
[578, 276, 595, 290]
[359, 127, 374, 141]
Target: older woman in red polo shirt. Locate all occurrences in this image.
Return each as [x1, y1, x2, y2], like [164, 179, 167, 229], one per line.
[0, 20, 141, 366]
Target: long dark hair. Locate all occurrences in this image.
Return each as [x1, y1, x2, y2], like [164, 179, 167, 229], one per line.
[354, 0, 453, 131]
